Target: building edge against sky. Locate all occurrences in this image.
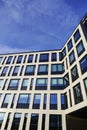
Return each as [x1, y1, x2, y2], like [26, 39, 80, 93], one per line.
[0, 14, 87, 130]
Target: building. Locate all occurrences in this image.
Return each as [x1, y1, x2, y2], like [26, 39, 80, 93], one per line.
[0, 14, 87, 130]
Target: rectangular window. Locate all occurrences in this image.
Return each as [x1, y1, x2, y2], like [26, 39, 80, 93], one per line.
[12, 66, 20, 76]
[30, 114, 39, 130]
[35, 54, 38, 62]
[11, 94, 16, 108]
[22, 113, 28, 130]
[51, 63, 64, 74]
[80, 55, 87, 74]
[42, 114, 46, 130]
[21, 79, 29, 90]
[4, 113, 11, 130]
[73, 83, 83, 104]
[39, 53, 49, 62]
[71, 65, 79, 82]
[2, 94, 11, 108]
[36, 78, 48, 90]
[38, 65, 48, 75]
[25, 65, 35, 75]
[1, 66, 8, 76]
[17, 94, 30, 108]
[76, 40, 85, 56]
[51, 53, 57, 61]
[11, 113, 21, 130]
[61, 93, 68, 109]
[8, 79, 20, 90]
[59, 52, 63, 61]
[28, 55, 33, 63]
[0, 113, 5, 129]
[49, 115, 62, 130]
[67, 39, 73, 51]
[33, 94, 41, 109]
[43, 94, 47, 109]
[17, 55, 23, 63]
[74, 29, 81, 43]
[6, 56, 13, 64]
[84, 78, 87, 94]
[69, 51, 75, 65]
[50, 94, 57, 110]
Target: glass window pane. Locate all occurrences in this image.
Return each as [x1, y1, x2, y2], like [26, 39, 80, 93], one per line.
[74, 29, 81, 43]
[76, 41, 85, 56]
[33, 94, 41, 109]
[39, 54, 49, 62]
[50, 94, 57, 109]
[30, 114, 39, 130]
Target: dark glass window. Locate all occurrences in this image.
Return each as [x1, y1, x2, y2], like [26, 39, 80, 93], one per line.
[50, 94, 57, 110]
[35, 54, 38, 62]
[12, 56, 16, 64]
[51, 63, 64, 74]
[4, 113, 11, 130]
[71, 65, 79, 82]
[43, 94, 47, 109]
[61, 93, 68, 109]
[12, 66, 20, 76]
[73, 83, 83, 104]
[38, 65, 48, 75]
[33, 94, 41, 109]
[17, 55, 23, 63]
[30, 78, 34, 90]
[0, 113, 5, 129]
[42, 114, 46, 130]
[80, 55, 87, 74]
[51, 53, 57, 61]
[69, 51, 75, 65]
[6, 56, 13, 64]
[49, 115, 62, 130]
[2, 56, 7, 64]
[11, 94, 16, 108]
[1, 66, 8, 76]
[62, 48, 66, 57]
[23, 55, 27, 63]
[39, 54, 49, 62]
[30, 114, 39, 130]
[76, 40, 85, 56]
[51, 78, 65, 90]
[59, 52, 63, 61]
[11, 113, 21, 130]
[22, 113, 28, 130]
[74, 29, 81, 43]
[21, 79, 29, 90]
[28, 55, 33, 63]
[69, 89, 72, 107]
[84, 78, 87, 94]
[8, 79, 20, 90]
[64, 73, 69, 87]
[67, 39, 73, 51]
[25, 65, 35, 75]
[36, 78, 48, 90]
[2, 94, 11, 108]
[17, 94, 30, 108]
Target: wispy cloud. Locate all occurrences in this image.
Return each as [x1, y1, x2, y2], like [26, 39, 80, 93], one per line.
[0, 0, 80, 53]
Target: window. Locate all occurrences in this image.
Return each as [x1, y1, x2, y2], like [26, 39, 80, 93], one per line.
[51, 63, 64, 74]
[50, 94, 57, 110]
[62, 47, 66, 57]
[59, 52, 63, 61]
[49, 115, 62, 130]
[67, 39, 73, 51]
[0, 79, 3, 88]
[11, 94, 16, 108]
[4, 113, 11, 130]
[11, 113, 21, 130]
[69, 89, 72, 107]
[76, 40, 85, 56]
[21, 79, 29, 90]
[74, 29, 81, 43]
[71, 65, 79, 82]
[2, 94, 11, 108]
[64, 73, 69, 87]
[73, 83, 83, 104]
[30, 114, 39, 130]
[2, 79, 8, 90]
[39, 53, 49, 62]
[80, 55, 87, 74]
[6, 56, 13, 64]
[38, 65, 48, 75]
[35, 54, 38, 62]
[51, 53, 57, 61]
[51, 78, 65, 90]
[43, 94, 47, 109]
[23, 55, 27, 63]
[1, 66, 8, 76]
[12, 56, 16, 64]
[28, 55, 33, 63]
[17, 55, 23, 63]
[42, 114, 46, 130]
[36, 78, 48, 90]
[8, 66, 13, 76]
[17, 94, 30, 108]
[8, 79, 20, 90]
[25, 65, 35, 75]
[30, 78, 34, 90]
[69, 51, 75, 65]
[33, 94, 41, 109]
[20, 66, 24, 76]
[12, 66, 20, 76]
[22, 113, 28, 130]
[61, 93, 68, 109]
[0, 57, 3, 63]
[0, 113, 5, 129]
[84, 78, 87, 94]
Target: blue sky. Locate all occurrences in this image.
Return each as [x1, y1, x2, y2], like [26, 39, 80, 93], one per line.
[0, 0, 86, 53]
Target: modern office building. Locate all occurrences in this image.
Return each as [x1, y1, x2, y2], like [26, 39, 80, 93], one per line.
[0, 14, 87, 130]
